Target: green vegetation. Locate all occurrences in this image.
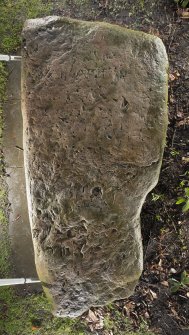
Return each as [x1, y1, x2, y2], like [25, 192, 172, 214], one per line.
[170, 149, 179, 157]
[0, 190, 11, 276]
[0, 290, 87, 335]
[175, 0, 189, 8]
[65, 0, 91, 6]
[176, 181, 189, 212]
[169, 271, 189, 293]
[0, 293, 157, 335]
[151, 193, 164, 202]
[107, 0, 154, 15]
[0, 62, 7, 101]
[0, 0, 51, 52]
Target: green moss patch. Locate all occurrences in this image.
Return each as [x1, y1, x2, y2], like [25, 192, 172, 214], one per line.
[0, 0, 51, 52]
[0, 292, 86, 335]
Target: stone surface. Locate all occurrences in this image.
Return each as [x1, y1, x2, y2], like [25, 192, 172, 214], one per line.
[3, 61, 40, 293]
[22, 16, 168, 318]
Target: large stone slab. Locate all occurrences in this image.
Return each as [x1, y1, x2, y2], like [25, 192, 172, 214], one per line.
[3, 61, 40, 293]
[22, 16, 168, 317]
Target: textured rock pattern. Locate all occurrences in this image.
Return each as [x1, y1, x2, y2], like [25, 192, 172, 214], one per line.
[22, 17, 168, 317]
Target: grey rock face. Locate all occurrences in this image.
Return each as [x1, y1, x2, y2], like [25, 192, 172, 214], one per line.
[22, 16, 168, 318]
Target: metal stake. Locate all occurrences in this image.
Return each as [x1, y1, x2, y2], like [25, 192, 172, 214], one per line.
[0, 278, 40, 287]
[0, 54, 22, 62]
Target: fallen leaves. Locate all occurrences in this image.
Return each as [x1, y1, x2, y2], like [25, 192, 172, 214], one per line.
[177, 8, 189, 18]
[182, 157, 189, 163]
[169, 70, 181, 81]
[123, 301, 135, 317]
[177, 116, 189, 127]
[161, 281, 169, 287]
[149, 289, 157, 300]
[86, 309, 104, 331]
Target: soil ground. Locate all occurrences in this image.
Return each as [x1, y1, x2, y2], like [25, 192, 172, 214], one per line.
[48, 1, 189, 334]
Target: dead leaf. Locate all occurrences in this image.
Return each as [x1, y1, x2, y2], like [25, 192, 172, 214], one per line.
[182, 12, 189, 18]
[158, 258, 162, 267]
[95, 317, 104, 330]
[150, 289, 157, 299]
[169, 95, 175, 103]
[177, 110, 184, 118]
[144, 311, 150, 318]
[88, 324, 94, 332]
[131, 311, 139, 320]
[171, 307, 179, 318]
[161, 281, 169, 287]
[182, 157, 189, 163]
[86, 310, 104, 331]
[32, 326, 40, 331]
[148, 28, 160, 36]
[87, 309, 98, 323]
[169, 73, 176, 81]
[177, 8, 189, 18]
[123, 301, 135, 317]
[169, 71, 180, 81]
